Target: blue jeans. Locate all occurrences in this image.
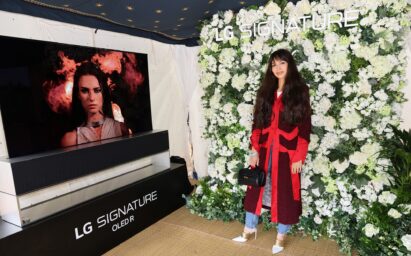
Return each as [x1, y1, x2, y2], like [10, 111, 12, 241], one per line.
[245, 211, 291, 234]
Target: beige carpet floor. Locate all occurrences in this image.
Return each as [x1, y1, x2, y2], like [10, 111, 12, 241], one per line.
[104, 207, 344, 256]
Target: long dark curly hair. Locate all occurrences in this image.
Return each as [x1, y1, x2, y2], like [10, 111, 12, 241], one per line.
[253, 49, 310, 128]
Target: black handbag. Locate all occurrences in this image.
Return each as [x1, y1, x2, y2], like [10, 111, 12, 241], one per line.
[238, 165, 266, 187]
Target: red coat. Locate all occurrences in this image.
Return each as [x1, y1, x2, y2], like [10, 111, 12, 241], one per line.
[244, 93, 311, 224]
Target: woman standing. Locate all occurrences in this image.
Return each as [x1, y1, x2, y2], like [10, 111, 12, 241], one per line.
[233, 49, 311, 254]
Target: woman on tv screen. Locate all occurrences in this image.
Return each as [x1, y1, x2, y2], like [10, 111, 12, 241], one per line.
[61, 62, 129, 147]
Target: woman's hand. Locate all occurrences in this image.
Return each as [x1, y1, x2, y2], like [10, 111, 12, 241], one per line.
[292, 160, 302, 174]
[249, 149, 259, 167]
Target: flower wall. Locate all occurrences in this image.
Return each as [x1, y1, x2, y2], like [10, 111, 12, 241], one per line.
[187, 0, 411, 254]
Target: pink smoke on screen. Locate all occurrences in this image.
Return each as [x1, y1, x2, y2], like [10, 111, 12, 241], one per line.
[43, 80, 73, 113]
[56, 51, 77, 77]
[42, 51, 78, 114]
[92, 51, 123, 74]
[123, 53, 144, 96]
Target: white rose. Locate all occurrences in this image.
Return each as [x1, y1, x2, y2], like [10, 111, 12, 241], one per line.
[243, 91, 253, 102]
[224, 10, 234, 24]
[195, 184, 203, 195]
[217, 70, 231, 86]
[309, 134, 319, 150]
[369, 55, 396, 79]
[328, 0, 354, 10]
[316, 97, 332, 114]
[332, 159, 350, 174]
[401, 234, 411, 251]
[314, 215, 323, 224]
[241, 54, 251, 65]
[263, 1, 281, 16]
[324, 116, 336, 131]
[357, 79, 372, 95]
[223, 103, 233, 113]
[399, 204, 411, 214]
[200, 72, 215, 88]
[313, 155, 331, 176]
[296, 0, 311, 14]
[361, 143, 381, 159]
[210, 184, 218, 192]
[378, 191, 397, 205]
[329, 51, 351, 72]
[388, 208, 402, 219]
[364, 223, 379, 237]
[226, 171, 236, 185]
[349, 151, 368, 166]
[340, 110, 362, 130]
[311, 188, 321, 197]
[208, 164, 217, 177]
[231, 74, 247, 91]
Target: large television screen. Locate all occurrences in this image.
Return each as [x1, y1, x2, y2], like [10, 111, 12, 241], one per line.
[0, 36, 152, 158]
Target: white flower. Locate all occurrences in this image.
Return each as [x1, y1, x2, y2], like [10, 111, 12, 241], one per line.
[364, 223, 379, 237]
[227, 160, 239, 172]
[209, 90, 221, 109]
[226, 171, 236, 185]
[223, 103, 233, 113]
[200, 72, 215, 88]
[215, 157, 227, 173]
[313, 155, 331, 176]
[319, 132, 340, 154]
[401, 234, 411, 251]
[210, 184, 218, 192]
[318, 82, 335, 97]
[357, 79, 372, 95]
[378, 191, 397, 206]
[328, 0, 354, 10]
[370, 173, 392, 192]
[314, 215, 323, 224]
[323, 116, 336, 131]
[329, 51, 351, 72]
[369, 55, 396, 79]
[211, 14, 219, 27]
[243, 91, 253, 102]
[210, 42, 219, 52]
[236, 9, 264, 27]
[231, 74, 247, 91]
[361, 143, 381, 159]
[388, 208, 402, 219]
[217, 69, 231, 86]
[263, 1, 281, 16]
[208, 164, 217, 178]
[311, 188, 321, 197]
[374, 90, 388, 102]
[352, 44, 378, 61]
[316, 97, 332, 114]
[224, 10, 234, 24]
[195, 185, 203, 195]
[399, 204, 411, 214]
[349, 151, 368, 166]
[332, 160, 350, 174]
[340, 110, 362, 130]
[219, 48, 237, 67]
[237, 103, 254, 128]
[296, 0, 311, 15]
[241, 54, 252, 65]
[309, 134, 319, 150]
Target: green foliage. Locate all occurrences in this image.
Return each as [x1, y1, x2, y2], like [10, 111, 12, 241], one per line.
[187, 178, 245, 222]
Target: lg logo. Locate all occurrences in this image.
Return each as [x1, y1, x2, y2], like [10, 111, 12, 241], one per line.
[74, 222, 93, 240]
